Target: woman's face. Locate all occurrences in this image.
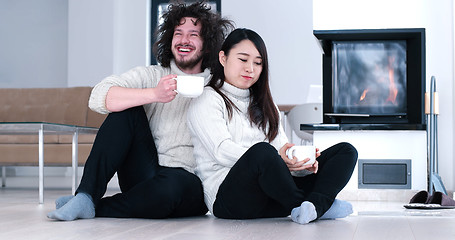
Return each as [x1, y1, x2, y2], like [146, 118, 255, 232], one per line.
[219, 40, 263, 89]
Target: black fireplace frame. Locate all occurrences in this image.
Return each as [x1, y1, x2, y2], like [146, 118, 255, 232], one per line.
[313, 28, 426, 130]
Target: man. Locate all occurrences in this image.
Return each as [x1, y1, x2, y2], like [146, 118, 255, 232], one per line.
[47, 2, 233, 221]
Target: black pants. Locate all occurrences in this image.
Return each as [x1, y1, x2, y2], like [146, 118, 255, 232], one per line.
[76, 107, 208, 218]
[213, 142, 357, 219]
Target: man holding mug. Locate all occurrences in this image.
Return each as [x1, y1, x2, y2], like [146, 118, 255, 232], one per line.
[48, 2, 233, 221]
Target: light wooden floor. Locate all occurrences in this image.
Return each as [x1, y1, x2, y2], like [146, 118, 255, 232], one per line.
[1, 179, 455, 240]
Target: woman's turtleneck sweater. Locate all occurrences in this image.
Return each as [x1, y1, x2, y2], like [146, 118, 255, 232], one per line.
[187, 82, 288, 213]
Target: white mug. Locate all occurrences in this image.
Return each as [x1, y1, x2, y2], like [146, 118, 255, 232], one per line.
[286, 145, 316, 165]
[174, 76, 204, 98]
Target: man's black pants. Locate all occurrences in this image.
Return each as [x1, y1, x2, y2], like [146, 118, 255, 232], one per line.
[76, 107, 208, 218]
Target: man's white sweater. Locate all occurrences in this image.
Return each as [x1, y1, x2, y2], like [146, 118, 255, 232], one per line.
[187, 82, 288, 213]
[89, 60, 211, 173]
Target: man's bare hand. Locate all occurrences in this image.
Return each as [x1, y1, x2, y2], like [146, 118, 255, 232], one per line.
[154, 74, 178, 103]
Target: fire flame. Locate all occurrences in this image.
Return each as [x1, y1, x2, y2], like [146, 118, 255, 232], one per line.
[386, 56, 398, 104]
[360, 89, 369, 101]
[359, 56, 399, 104]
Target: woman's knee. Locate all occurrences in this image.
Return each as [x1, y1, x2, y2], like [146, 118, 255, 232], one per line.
[245, 142, 280, 163]
[236, 142, 288, 173]
[333, 142, 358, 166]
[249, 142, 277, 155]
[341, 142, 358, 158]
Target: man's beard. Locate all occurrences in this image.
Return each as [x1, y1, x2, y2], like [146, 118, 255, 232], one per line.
[175, 51, 204, 71]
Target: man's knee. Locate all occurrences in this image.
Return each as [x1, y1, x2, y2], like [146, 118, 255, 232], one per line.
[107, 106, 145, 120]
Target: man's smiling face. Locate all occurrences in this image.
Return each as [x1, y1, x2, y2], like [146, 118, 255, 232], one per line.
[171, 17, 204, 73]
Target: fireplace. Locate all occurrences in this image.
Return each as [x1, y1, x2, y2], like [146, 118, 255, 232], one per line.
[313, 28, 426, 130]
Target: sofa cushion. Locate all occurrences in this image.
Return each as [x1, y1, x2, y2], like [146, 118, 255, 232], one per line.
[0, 87, 106, 167]
[0, 144, 92, 166]
[0, 134, 96, 144]
[0, 135, 59, 144]
[57, 134, 96, 144]
[0, 87, 92, 126]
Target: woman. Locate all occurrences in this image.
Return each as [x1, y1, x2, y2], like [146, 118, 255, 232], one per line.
[187, 28, 358, 224]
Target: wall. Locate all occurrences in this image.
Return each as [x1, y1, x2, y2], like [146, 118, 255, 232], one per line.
[67, 0, 321, 104]
[314, 131, 427, 191]
[221, 0, 322, 105]
[0, 0, 68, 88]
[67, 0, 114, 87]
[1, 1, 454, 191]
[67, 0, 150, 87]
[113, 0, 151, 75]
[314, 0, 455, 190]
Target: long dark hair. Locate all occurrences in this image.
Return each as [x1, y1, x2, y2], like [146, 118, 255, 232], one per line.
[208, 28, 280, 142]
[153, 1, 233, 71]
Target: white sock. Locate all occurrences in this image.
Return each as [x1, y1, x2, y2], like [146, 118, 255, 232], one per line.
[291, 201, 317, 224]
[55, 195, 74, 209]
[320, 199, 353, 219]
[47, 192, 95, 221]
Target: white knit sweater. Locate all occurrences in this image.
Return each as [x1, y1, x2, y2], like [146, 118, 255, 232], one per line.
[89, 60, 211, 173]
[187, 82, 288, 213]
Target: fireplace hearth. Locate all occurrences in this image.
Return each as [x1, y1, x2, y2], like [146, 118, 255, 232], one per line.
[313, 28, 426, 130]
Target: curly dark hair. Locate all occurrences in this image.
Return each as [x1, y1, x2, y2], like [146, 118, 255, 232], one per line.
[153, 1, 234, 71]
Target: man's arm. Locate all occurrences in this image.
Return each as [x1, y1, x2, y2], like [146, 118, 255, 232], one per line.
[105, 74, 177, 112]
[89, 65, 178, 114]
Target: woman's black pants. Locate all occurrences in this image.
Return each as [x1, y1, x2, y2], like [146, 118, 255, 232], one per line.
[213, 142, 357, 219]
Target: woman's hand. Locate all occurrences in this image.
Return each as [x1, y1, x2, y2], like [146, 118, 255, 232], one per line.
[287, 159, 319, 173]
[306, 147, 320, 173]
[279, 143, 320, 174]
[279, 143, 296, 166]
[315, 147, 321, 159]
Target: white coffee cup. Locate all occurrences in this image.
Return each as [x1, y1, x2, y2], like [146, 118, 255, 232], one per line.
[286, 145, 316, 165]
[174, 76, 204, 98]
